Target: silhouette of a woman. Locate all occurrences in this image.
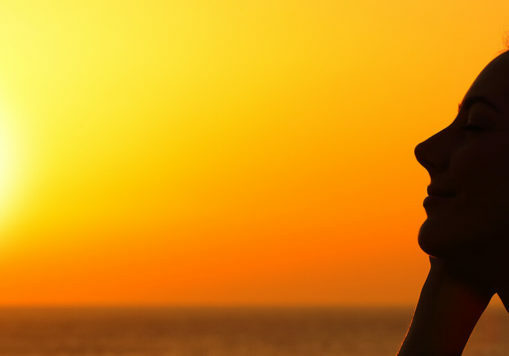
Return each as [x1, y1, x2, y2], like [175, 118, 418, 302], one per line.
[398, 51, 509, 355]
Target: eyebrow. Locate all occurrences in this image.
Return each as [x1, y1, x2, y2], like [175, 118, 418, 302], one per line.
[457, 95, 501, 114]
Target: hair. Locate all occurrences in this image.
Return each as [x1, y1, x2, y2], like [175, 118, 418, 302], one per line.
[503, 33, 509, 53]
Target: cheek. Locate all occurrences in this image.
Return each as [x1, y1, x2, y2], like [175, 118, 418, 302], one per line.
[452, 136, 509, 190]
[451, 136, 509, 235]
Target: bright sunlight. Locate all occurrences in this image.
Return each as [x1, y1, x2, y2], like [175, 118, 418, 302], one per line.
[0, 118, 20, 227]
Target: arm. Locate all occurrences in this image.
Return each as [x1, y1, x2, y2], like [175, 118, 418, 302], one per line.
[397, 257, 494, 356]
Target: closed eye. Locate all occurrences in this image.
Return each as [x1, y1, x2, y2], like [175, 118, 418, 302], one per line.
[463, 124, 484, 131]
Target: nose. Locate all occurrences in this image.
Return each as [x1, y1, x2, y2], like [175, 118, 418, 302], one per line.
[414, 141, 432, 170]
[414, 130, 451, 174]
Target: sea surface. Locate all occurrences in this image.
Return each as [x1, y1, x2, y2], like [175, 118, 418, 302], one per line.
[0, 304, 506, 355]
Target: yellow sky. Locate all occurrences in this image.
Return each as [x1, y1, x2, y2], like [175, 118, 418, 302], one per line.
[0, 0, 509, 305]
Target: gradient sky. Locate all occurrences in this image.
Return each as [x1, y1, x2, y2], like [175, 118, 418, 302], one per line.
[0, 0, 509, 306]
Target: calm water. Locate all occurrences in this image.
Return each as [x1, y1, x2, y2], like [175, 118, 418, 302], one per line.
[0, 305, 506, 355]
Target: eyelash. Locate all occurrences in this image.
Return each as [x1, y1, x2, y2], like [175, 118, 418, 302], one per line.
[463, 124, 484, 132]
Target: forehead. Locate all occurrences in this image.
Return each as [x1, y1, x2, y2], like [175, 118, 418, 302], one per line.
[463, 51, 509, 113]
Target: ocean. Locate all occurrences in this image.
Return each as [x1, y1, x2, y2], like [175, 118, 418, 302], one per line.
[0, 304, 505, 355]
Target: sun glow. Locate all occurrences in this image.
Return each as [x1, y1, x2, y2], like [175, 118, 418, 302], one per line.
[0, 117, 23, 229]
[0, 0, 508, 306]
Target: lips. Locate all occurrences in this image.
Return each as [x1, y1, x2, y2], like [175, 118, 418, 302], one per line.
[423, 194, 454, 211]
[427, 185, 456, 197]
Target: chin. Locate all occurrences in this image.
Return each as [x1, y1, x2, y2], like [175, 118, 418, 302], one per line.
[417, 219, 464, 258]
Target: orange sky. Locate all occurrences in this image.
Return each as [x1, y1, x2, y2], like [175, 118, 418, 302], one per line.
[0, 1, 509, 306]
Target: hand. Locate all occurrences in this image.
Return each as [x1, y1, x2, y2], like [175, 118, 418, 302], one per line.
[397, 256, 494, 356]
[433, 234, 509, 308]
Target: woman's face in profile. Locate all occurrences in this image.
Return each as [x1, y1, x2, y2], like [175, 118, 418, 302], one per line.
[415, 51, 509, 258]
